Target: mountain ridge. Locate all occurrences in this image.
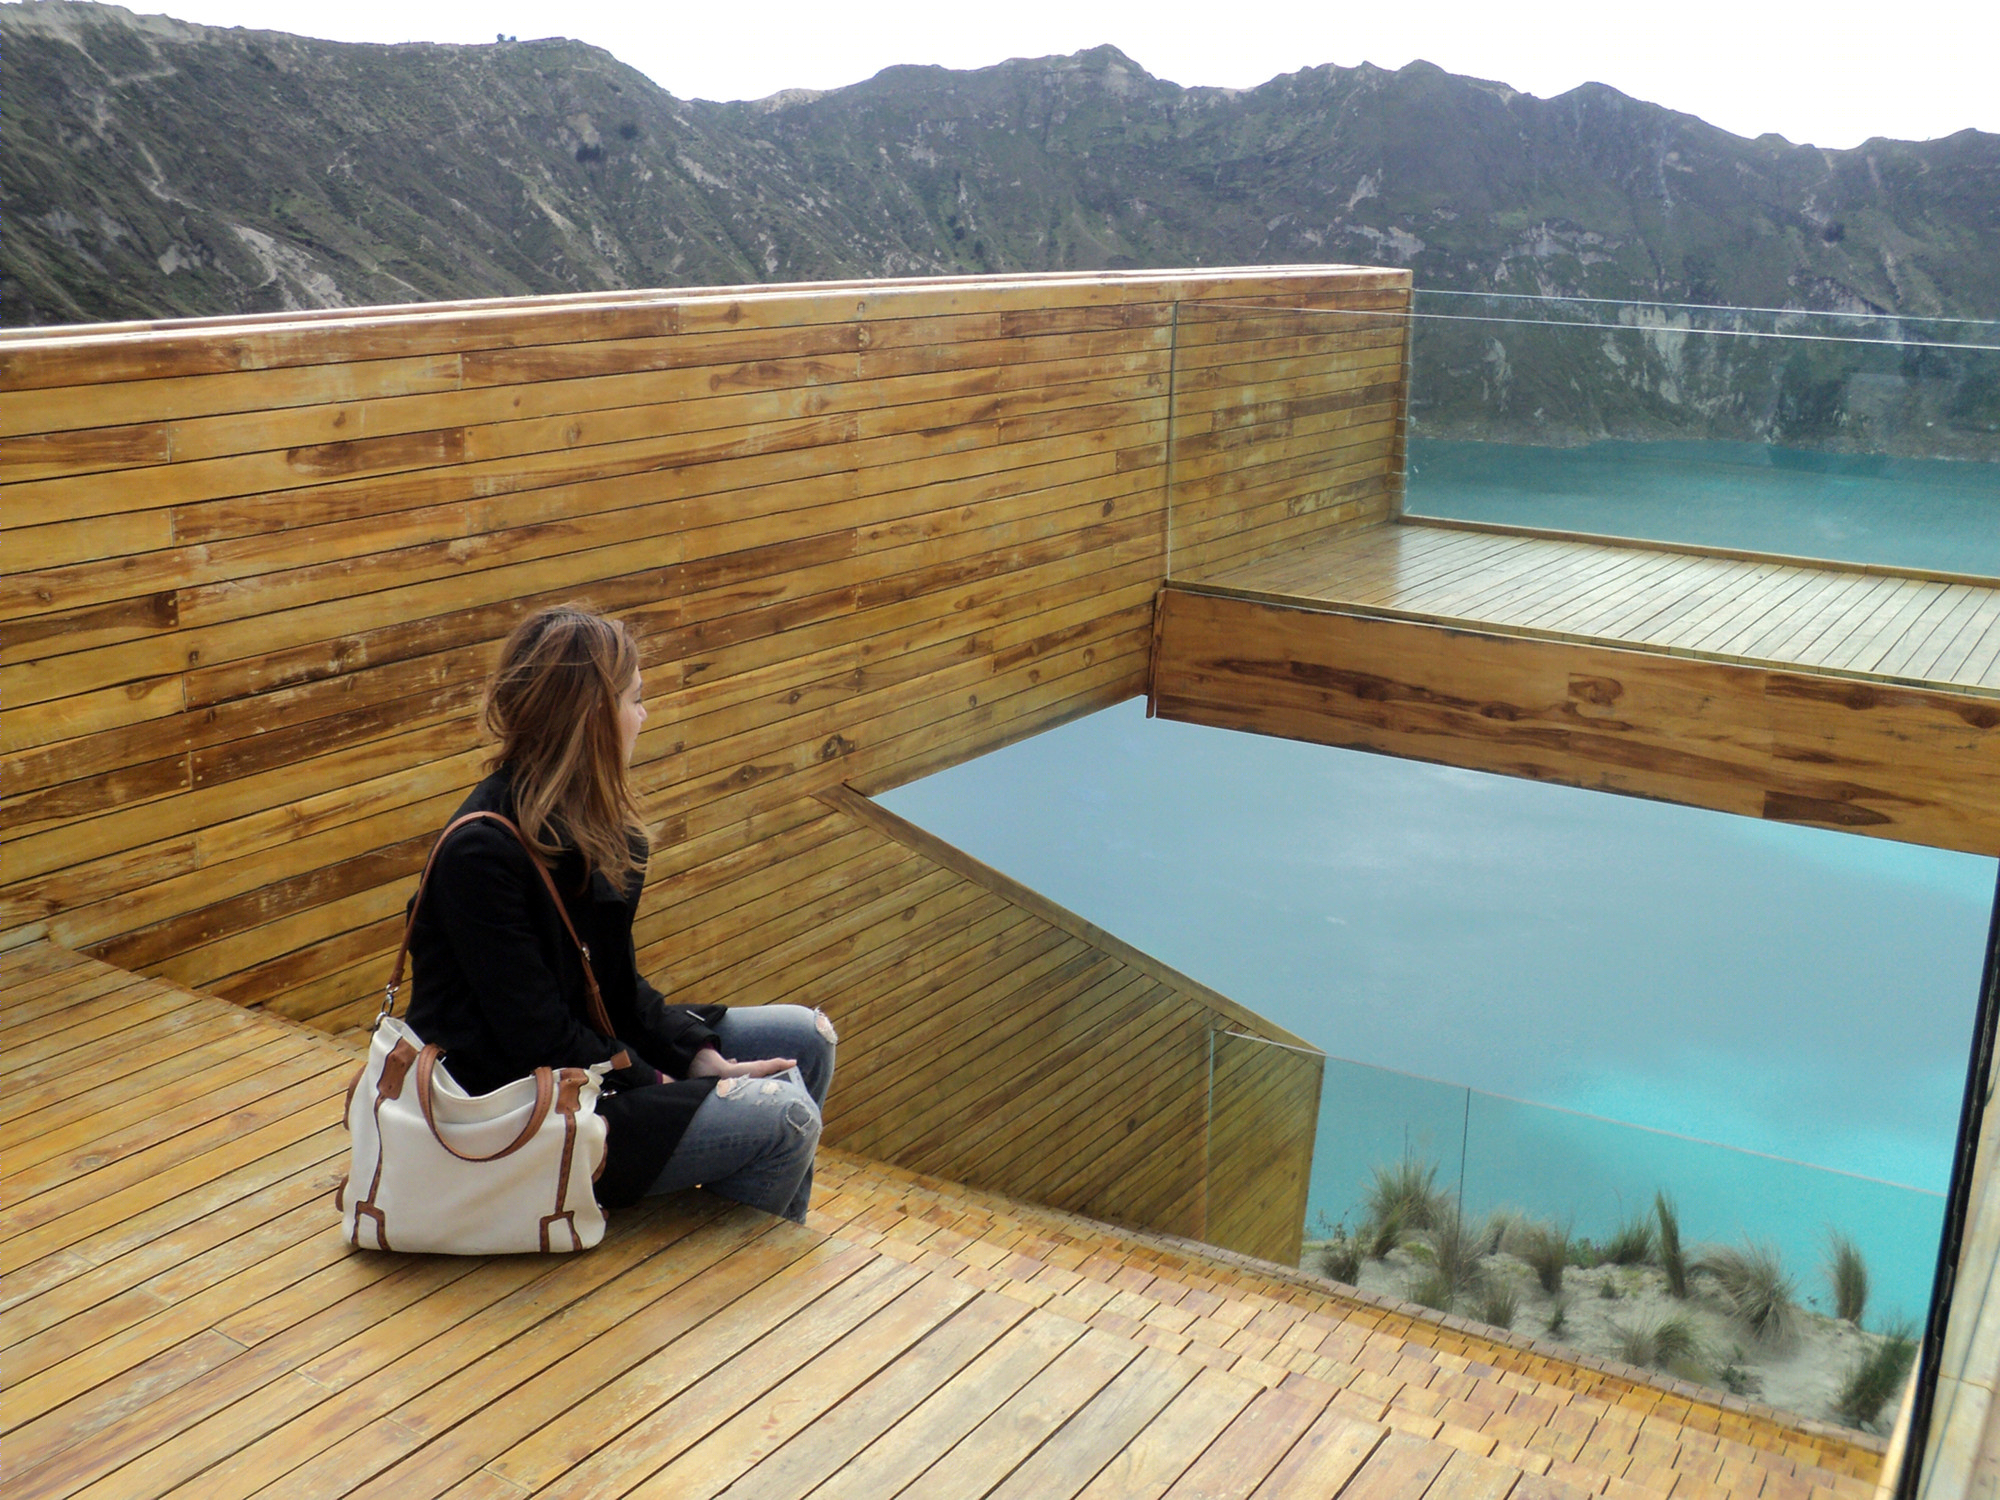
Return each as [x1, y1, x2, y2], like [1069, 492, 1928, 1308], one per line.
[4, 0, 1997, 328]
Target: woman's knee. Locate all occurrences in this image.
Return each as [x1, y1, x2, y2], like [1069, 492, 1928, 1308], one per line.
[797, 1009, 836, 1100]
[776, 1003, 838, 1065]
[714, 1072, 821, 1145]
[717, 1004, 836, 1102]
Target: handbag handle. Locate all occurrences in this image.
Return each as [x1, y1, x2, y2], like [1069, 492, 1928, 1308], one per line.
[413, 1044, 557, 1161]
[383, 810, 616, 1038]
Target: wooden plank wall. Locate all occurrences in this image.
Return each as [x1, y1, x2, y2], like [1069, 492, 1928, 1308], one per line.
[0, 267, 1396, 1261]
[1206, 1030, 1324, 1258]
[1152, 588, 2000, 858]
[1166, 299, 1409, 583]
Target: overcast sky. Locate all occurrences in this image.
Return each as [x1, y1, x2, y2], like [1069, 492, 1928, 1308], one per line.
[89, 0, 2000, 151]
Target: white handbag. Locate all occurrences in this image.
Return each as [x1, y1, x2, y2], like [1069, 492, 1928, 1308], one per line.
[337, 811, 614, 1254]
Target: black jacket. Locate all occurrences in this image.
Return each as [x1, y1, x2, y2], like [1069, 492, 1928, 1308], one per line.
[404, 770, 720, 1206]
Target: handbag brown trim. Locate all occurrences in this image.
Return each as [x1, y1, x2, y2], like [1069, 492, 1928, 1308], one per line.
[347, 1034, 420, 1249]
[540, 1066, 590, 1252]
[415, 1046, 555, 1162]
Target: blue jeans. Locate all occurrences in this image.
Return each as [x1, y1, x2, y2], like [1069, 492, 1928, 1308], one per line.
[644, 1005, 836, 1223]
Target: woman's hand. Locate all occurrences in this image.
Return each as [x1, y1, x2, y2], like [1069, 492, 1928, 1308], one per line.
[686, 1046, 795, 1081]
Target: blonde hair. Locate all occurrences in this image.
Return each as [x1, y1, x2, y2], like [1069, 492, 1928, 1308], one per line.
[482, 604, 647, 888]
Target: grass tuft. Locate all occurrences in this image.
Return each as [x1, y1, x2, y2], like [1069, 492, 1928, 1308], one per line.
[1410, 1267, 1456, 1312]
[1603, 1211, 1656, 1267]
[1476, 1276, 1519, 1330]
[1825, 1232, 1870, 1324]
[1314, 1222, 1363, 1285]
[1651, 1314, 1702, 1368]
[1546, 1290, 1571, 1336]
[1655, 1192, 1688, 1299]
[1610, 1319, 1652, 1367]
[1481, 1208, 1522, 1256]
[1365, 1211, 1403, 1260]
[1367, 1155, 1446, 1229]
[1834, 1320, 1917, 1430]
[1517, 1221, 1570, 1294]
[1697, 1239, 1799, 1345]
[1424, 1204, 1486, 1304]
[1611, 1314, 1701, 1372]
[1365, 1155, 1446, 1253]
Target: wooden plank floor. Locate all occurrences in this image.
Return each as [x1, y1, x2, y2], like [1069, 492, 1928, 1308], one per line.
[2, 941, 1883, 1500]
[1202, 521, 2000, 697]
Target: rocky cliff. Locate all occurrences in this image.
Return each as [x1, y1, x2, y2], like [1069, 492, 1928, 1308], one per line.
[6, 0, 1997, 329]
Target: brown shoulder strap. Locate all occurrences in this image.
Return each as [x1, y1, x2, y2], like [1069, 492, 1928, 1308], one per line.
[380, 811, 613, 1036]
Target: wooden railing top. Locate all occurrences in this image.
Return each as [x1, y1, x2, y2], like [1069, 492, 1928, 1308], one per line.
[0, 264, 1404, 342]
[0, 266, 1411, 392]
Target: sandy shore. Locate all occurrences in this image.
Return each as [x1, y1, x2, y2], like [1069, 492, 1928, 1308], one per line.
[1302, 1240, 1906, 1433]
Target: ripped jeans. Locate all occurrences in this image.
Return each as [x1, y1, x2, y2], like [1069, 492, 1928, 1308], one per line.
[644, 1004, 837, 1223]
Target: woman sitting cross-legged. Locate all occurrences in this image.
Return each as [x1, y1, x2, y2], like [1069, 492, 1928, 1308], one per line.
[405, 603, 836, 1222]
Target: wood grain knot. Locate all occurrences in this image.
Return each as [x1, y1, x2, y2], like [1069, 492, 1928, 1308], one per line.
[284, 428, 464, 476]
[1568, 675, 1624, 707]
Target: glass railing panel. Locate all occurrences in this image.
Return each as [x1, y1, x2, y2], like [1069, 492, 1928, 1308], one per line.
[1405, 293, 2000, 574]
[1310, 1055, 1472, 1249]
[1307, 1052, 1938, 1432]
[1461, 1090, 1942, 1325]
[1165, 293, 2000, 581]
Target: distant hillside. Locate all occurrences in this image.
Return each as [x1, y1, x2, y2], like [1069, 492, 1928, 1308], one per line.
[6, 0, 1998, 330]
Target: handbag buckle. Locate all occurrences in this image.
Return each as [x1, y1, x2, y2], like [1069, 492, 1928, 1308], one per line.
[377, 981, 399, 1021]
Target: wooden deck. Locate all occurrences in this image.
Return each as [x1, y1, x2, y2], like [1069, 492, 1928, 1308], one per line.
[1199, 521, 2000, 697]
[8, 269, 1974, 1496]
[4, 940, 1885, 1500]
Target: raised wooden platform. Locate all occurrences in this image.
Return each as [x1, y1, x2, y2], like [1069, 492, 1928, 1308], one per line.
[3, 941, 1884, 1500]
[1199, 521, 2000, 697]
[1155, 520, 2000, 858]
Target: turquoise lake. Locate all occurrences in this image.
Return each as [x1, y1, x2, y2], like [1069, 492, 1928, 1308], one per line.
[1405, 437, 2000, 576]
[881, 439, 2000, 1322]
